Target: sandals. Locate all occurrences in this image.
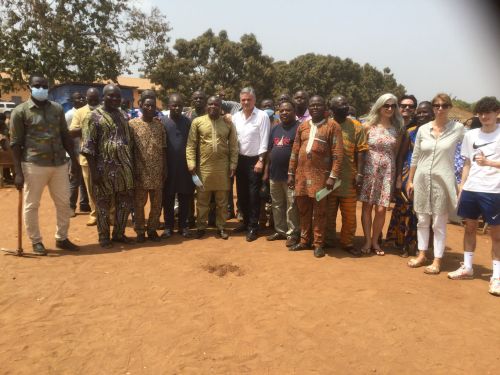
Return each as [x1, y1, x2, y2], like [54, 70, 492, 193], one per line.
[424, 264, 440, 275]
[407, 257, 428, 268]
[361, 245, 371, 255]
[372, 247, 385, 256]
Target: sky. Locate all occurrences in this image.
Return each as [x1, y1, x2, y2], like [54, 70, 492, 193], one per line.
[137, 0, 499, 103]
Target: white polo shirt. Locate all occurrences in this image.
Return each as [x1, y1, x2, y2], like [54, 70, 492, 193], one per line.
[232, 107, 270, 157]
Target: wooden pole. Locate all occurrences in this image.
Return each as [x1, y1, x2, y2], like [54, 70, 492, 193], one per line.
[16, 189, 23, 256]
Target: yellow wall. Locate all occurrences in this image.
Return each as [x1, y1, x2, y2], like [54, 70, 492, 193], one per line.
[1, 75, 164, 109]
[0, 83, 31, 104]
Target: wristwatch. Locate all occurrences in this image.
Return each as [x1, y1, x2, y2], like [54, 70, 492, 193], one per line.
[258, 156, 264, 162]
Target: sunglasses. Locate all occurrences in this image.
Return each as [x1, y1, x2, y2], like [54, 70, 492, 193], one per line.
[400, 104, 416, 109]
[432, 103, 451, 109]
[382, 104, 397, 109]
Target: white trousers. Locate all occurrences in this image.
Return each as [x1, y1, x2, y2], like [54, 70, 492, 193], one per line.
[416, 212, 448, 259]
[22, 162, 71, 244]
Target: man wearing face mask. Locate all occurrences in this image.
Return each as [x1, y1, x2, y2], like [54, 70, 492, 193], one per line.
[9, 73, 80, 255]
[324, 95, 368, 256]
[69, 87, 102, 226]
[261, 98, 280, 126]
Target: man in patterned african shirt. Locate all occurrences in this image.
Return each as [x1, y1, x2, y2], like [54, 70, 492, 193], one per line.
[325, 95, 368, 256]
[288, 95, 343, 258]
[81, 84, 134, 248]
[129, 92, 167, 243]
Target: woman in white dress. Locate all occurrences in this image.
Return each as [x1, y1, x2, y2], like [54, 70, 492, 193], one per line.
[406, 93, 465, 274]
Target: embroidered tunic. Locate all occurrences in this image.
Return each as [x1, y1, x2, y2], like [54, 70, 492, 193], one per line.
[288, 118, 343, 198]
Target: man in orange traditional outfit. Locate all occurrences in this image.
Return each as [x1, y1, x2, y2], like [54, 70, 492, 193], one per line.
[287, 95, 343, 258]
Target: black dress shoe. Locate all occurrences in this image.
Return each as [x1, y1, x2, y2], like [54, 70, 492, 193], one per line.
[161, 228, 173, 239]
[32, 242, 48, 256]
[286, 236, 299, 247]
[179, 228, 191, 238]
[266, 232, 286, 241]
[314, 247, 326, 258]
[246, 230, 258, 242]
[343, 246, 362, 257]
[79, 205, 91, 213]
[136, 233, 146, 243]
[147, 231, 161, 242]
[290, 243, 310, 251]
[99, 239, 113, 249]
[196, 229, 205, 239]
[112, 235, 134, 244]
[216, 229, 229, 240]
[55, 238, 80, 251]
[233, 223, 247, 233]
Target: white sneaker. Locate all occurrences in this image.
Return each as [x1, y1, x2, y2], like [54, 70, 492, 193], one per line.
[447, 262, 473, 280]
[489, 278, 500, 296]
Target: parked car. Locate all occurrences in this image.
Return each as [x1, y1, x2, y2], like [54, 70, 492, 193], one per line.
[0, 102, 16, 115]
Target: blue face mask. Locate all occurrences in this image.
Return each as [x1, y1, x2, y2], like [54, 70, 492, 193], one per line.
[31, 87, 49, 101]
[264, 108, 274, 118]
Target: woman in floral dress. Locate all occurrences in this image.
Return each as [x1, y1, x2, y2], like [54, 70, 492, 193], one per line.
[386, 101, 434, 256]
[359, 93, 404, 255]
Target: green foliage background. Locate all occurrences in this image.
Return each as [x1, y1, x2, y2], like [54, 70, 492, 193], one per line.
[1, 1, 410, 113]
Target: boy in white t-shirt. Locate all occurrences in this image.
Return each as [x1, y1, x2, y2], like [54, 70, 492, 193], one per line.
[448, 96, 500, 296]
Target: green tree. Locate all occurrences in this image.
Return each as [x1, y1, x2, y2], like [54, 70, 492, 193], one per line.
[0, 0, 171, 92]
[148, 29, 276, 103]
[274, 55, 405, 114]
[452, 97, 474, 112]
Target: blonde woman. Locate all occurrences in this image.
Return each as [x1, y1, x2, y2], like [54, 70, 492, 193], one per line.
[359, 93, 404, 255]
[407, 93, 465, 274]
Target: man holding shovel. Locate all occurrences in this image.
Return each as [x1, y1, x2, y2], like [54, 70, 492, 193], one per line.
[10, 73, 80, 255]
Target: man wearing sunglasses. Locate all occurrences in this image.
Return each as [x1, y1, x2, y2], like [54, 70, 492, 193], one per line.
[9, 73, 80, 255]
[399, 94, 418, 129]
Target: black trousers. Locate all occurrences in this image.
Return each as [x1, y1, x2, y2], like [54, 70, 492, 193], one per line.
[228, 176, 237, 214]
[236, 155, 262, 231]
[163, 192, 192, 230]
[69, 159, 89, 210]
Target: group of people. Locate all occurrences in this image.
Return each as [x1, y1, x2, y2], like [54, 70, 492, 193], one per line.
[7, 72, 500, 296]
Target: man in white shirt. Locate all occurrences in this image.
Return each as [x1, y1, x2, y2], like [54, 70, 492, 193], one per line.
[233, 87, 271, 241]
[65, 91, 89, 216]
[448, 96, 500, 297]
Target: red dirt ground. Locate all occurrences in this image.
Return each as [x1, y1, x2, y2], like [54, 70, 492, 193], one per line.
[0, 187, 498, 374]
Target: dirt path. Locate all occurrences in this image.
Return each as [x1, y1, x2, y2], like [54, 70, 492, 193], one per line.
[0, 187, 498, 374]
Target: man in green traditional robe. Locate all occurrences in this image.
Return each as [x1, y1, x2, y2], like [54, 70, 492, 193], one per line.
[186, 96, 239, 239]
